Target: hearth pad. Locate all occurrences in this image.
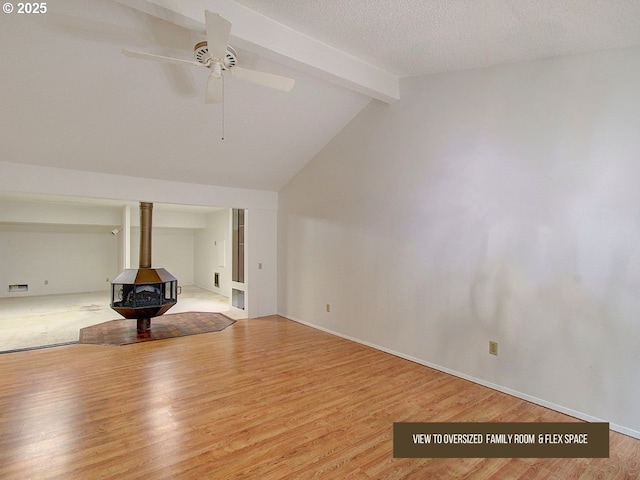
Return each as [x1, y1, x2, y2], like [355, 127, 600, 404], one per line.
[79, 312, 235, 346]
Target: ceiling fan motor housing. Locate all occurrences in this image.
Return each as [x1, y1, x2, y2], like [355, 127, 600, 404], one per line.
[194, 41, 237, 69]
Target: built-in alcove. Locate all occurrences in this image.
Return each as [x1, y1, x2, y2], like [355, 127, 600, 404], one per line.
[232, 208, 245, 283]
[232, 288, 245, 310]
[230, 208, 247, 314]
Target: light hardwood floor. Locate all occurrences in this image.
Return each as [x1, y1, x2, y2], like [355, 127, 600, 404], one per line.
[0, 315, 638, 479]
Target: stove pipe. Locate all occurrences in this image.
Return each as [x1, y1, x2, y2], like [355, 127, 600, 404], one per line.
[139, 202, 152, 269]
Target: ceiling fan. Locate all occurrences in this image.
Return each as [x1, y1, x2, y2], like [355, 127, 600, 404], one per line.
[122, 11, 295, 104]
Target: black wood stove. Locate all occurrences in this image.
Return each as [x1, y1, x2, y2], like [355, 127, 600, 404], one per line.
[110, 202, 177, 333]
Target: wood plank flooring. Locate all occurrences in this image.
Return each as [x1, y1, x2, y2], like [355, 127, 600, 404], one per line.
[0, 315, 638, 479]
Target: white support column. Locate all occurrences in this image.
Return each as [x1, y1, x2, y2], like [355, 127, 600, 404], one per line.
[122, 205, 131, 270]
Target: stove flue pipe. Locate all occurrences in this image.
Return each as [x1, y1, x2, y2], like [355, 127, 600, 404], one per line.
[139, 202, 152, 269]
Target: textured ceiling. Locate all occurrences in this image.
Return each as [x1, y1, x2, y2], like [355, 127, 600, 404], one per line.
[234, 0, 640, 77]
[1, 0, 639, 200]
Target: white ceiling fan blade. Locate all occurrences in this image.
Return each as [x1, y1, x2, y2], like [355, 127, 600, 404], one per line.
[230, 66, 295, 92]
[206, 73, 223, 104]
[205, 11, 232, 60]
[122, 49, 202, 68]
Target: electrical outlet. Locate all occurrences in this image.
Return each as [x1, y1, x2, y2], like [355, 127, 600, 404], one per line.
[326, 304, 331, 313]
[489, 341, 498, 356]
[44, 280, 48, 285]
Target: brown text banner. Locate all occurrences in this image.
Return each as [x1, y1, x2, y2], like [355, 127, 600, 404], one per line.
[393, 422, 609, 458]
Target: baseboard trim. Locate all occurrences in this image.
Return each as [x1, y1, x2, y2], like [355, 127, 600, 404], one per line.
[280, 312, 640, 440]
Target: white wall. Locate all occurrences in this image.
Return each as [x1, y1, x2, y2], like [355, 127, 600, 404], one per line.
[247, 208, 278, 318]
[0, 224, 117, 297]
[194, 209, 232, 295]
[0, 201, 121, 297]
[128, 208, 209, 286]
[0, 162, 278, 211]
[278, 47, 640, 438]
[130, 227, 195, 286]
[0, 201, 121, 226]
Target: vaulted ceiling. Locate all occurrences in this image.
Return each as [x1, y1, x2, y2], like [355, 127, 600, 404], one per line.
[1, 0, 639, 194]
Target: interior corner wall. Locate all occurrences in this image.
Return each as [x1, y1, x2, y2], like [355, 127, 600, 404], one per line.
[278, 47, 640, 437]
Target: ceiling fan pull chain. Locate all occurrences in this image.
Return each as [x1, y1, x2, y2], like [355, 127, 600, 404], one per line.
[221, 74, 225, 140]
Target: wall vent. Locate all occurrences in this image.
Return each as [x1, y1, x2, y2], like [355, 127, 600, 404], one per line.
[214, 272, 220, 288]
[9, 284, 28, 293]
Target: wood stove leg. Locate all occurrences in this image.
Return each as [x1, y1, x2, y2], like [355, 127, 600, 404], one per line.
[137, 318, 151, 332]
